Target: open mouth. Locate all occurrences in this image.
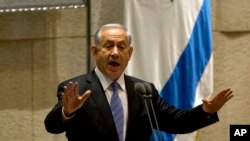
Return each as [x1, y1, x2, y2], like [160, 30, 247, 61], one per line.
[109, 61, 120, 67]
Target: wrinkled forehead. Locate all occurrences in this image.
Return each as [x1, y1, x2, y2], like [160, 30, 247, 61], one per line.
[101, 28, 129, 43]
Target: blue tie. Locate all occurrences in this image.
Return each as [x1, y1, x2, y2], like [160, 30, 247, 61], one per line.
[110, 82, 124, 141]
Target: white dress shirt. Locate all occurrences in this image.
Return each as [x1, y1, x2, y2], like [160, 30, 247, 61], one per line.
[95, 67, 128, 141]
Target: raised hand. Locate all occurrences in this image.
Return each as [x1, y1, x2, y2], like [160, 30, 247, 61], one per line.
[202, 88, 234, 114]
[62, 81, 91, 117]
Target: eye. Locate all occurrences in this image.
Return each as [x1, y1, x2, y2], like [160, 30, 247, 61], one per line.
[103, 42, 114, 49]
[117, 42, 127, 49]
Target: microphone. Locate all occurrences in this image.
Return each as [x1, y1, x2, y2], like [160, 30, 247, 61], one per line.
[143, 82, 152, 95]
[134, 83, 156, 140]
[134, 82, 162, 141]
[134, 82, 146, 95]
[142, 82, 162, 141]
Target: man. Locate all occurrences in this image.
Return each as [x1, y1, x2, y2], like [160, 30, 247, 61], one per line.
[44, 23, 234, 141]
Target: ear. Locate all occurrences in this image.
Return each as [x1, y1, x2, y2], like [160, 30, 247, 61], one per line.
[91, 45, 98, 57]
[128, 46, 133, 59]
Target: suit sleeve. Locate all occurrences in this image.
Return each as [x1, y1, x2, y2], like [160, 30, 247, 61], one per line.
[150, 83, 219, 134]
[44, 82, 68, 134]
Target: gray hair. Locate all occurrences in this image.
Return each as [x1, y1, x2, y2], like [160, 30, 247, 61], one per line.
[94, 23, 132, 46]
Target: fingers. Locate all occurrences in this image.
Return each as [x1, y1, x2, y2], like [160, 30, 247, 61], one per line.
[62, 86, 69, 103]
[216, 88, 233, 101]
[69, 81, 78, 97]
[62, 81, 91, 103]
[62, 92, 67, 103]
[74, 82, 79, 95]
[217, 88, 230, 97]
[221, 88, 234, 100]
[68, 82, 73, 97]
[63, 81, 78, 99]
[64, 82, 78, 95]
[224, 89, 234, 102]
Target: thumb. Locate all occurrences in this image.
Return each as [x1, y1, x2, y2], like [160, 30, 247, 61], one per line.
[79, 90, 92, 102]
[202, 99, 210, 113]
[202, 99, 209, 105]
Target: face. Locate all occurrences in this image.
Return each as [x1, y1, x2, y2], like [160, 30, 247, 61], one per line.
[92, 27, 133, 81]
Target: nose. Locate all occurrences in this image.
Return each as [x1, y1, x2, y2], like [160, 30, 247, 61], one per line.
[111, 46, 119, 56]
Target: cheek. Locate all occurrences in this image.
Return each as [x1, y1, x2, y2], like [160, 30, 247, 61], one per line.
[96, 51, 108, 59]
[121, 56, 131, 67]
[96, 53, 109, 65]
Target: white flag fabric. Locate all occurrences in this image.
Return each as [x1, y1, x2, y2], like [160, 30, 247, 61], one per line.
[125, 0, 213, 141]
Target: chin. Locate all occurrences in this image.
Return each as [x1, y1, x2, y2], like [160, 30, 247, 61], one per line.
[107, 71, 122, 80]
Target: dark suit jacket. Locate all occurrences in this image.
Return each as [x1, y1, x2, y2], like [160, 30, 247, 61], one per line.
[44, 70, 219, 141]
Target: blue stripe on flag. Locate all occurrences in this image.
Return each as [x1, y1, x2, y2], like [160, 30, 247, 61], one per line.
[161, 0, 212, 109]
[152, 0, 213, 140]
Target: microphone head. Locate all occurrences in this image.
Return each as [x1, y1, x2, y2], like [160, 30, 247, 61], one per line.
[134, 82, 146, 95]
[143, 82, 152, 95]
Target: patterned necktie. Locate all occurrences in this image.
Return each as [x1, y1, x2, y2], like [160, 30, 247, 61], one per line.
[110, 82, 124, 141]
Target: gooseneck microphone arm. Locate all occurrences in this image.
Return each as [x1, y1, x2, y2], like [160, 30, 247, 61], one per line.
[143, 82, 163, 141]
[134, 83, 157, 141]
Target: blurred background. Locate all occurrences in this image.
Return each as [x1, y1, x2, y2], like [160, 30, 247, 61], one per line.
[0, 0, 249, 141]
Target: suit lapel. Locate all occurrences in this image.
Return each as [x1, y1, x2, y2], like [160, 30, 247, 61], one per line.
[124, 76, 138, 120]
[86, 70, 118, 138]
[124, 75, 142, 139]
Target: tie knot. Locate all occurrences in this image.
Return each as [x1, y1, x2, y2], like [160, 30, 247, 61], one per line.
[111, 82, 119, 91]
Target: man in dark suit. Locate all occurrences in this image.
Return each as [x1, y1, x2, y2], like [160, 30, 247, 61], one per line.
[44, 23, 234, 141]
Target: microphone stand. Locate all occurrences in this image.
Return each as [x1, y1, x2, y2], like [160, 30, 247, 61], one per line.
[142, 95, 162, 141]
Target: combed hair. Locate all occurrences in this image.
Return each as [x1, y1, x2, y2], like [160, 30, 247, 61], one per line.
[94, 23, 132, 46]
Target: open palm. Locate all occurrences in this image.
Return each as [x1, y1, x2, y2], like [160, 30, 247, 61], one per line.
[202, 88, 234, 113]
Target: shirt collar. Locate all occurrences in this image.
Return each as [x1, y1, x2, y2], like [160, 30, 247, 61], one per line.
[95, 67, 126, 91]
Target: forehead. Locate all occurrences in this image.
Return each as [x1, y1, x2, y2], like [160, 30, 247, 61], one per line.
[101, 28, 128, 42]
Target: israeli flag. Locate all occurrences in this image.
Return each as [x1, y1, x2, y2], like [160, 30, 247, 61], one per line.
[125, 0, 213, 141]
